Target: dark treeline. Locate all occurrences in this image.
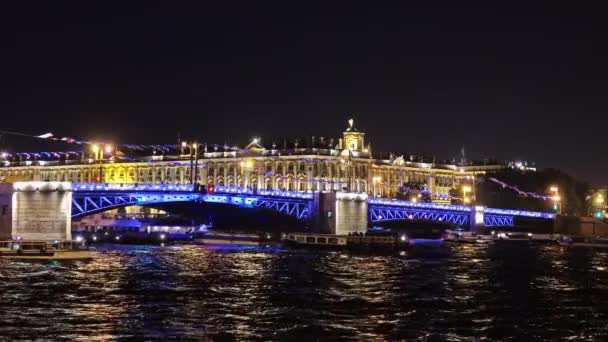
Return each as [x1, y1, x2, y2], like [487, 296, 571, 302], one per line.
[477, 168, 591, 216]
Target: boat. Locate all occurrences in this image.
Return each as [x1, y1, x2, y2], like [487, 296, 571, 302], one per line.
[444, 230, 496, 244]
[493, 231, 534, 243]
[284, 233, 348, 249]
[444, 230, 478, 243]
[194, 230, 272, 246]
[284, 232, 410, 251]
[0, 240, 94, 260]
[558, 236, 608, 248]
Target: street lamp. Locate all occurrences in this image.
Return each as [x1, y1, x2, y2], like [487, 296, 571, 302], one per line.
[594, 194, 605, 219]
[463, 185, 472, 205]
[372, 176, 382, 197]
[549, 186, 561, 214]
[91, 143, 113, 183]
[181, 142, 200, 187]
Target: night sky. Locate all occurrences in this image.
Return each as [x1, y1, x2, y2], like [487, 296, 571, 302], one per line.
[1, 3, 606, 186]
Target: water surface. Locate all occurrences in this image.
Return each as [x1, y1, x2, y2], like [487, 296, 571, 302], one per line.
[1, 243, 607, 340]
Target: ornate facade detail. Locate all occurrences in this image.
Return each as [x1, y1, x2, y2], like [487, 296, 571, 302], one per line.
[0, 120, 504, 203]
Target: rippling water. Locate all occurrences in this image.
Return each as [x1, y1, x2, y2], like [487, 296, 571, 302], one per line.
[1, 243, 607, 340]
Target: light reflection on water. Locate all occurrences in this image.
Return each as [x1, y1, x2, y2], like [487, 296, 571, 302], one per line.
[0, 243, 607, 340]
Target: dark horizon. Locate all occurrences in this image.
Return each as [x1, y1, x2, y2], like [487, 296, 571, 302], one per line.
[1, 3, 607, 186]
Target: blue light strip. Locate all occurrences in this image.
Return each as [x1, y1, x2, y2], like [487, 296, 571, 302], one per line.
[369, 198, 472, 212]
[72, 183, 194, 192]
[484, 207, 555, 219]
[214, 185, 313, 199]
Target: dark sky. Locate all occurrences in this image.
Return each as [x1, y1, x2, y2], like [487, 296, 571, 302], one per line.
[1, 3, 607, 186]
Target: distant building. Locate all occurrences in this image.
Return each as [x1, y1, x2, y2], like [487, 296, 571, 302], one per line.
[0, 119, 507, 203]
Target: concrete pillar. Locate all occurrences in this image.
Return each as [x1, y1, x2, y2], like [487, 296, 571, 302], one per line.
[0, 182, 72, 241]
[311, 192, 368, 235]
[0, 183, 12, 240]
[470, 206, 485, 232]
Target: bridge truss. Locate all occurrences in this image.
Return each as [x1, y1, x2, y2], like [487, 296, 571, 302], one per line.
[369, 207, 470, 226]
[72, 192, 199, 218]
[71, 188, 311, 220]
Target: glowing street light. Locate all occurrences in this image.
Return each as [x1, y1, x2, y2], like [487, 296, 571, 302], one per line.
[372, 176, 382, 197]
[105, 145, 113, 154]
[462, 185, 472, 205]
[549, 186, 561, 214]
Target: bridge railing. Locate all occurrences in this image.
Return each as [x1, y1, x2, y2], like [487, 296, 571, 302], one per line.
[368, 198, 472, 212]
[214, 185, 314, 200]
[72, 183, 195, 192]
[484, 207, 555, 219]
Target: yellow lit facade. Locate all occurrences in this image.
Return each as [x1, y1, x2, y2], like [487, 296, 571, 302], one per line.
[0, 120, 504, 203]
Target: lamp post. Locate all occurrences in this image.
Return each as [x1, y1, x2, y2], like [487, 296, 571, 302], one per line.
[372, 176, 382, 197]
[240, 159, 256, 191]
[182, 142, 200, 187]
[92, 144, 113, 183]
[595, 194, 604, 218]
[462, 185, 472, 205]
[550, 186, 561, 215]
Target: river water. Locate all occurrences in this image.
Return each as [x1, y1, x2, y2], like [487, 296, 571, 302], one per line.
[0, 242, 607, 341]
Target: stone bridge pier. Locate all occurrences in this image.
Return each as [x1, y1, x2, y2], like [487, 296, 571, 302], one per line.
[311, 192, 369, 234]
[0, 182, 72, 241]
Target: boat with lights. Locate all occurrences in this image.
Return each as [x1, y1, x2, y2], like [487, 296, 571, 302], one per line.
[558, 236, 608, 248]
[444, 230, 495, 244]
[194, 230, 273, 246]
[284, 232, 411, 251]
[0, 240, 94, 260]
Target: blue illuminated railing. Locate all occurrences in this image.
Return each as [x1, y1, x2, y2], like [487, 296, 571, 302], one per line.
[484, 208, 555, 219]
[368, 198, 472, 212]
[214, 185, 314, 200]
[72, 183, 194, 192]
[214, 185, 253, 194]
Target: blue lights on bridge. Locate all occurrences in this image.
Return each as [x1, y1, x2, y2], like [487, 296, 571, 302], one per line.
[68, 183, 555, 227]
[214, 185, 314, 199]
[368, 198, 472, 212]
[73, 183, 194, 192]
[484, 208, 555, 219]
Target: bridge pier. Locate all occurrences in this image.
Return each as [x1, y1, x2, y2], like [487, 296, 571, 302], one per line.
[311, 192, 368, 234]
[471, 206, 485, 232]
[0, 182, 72, 241]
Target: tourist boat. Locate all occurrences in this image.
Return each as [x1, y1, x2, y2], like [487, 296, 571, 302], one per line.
[444, 230, 494, 244]
[494, 231, 534, 242]
[193, 231, 272, 246]
[444, 230, 478, 243]
[284, 232, 410, 251]
[0, 240, 94, 260]
[284, 233, 348, 249]
[557, 236, 608, 248]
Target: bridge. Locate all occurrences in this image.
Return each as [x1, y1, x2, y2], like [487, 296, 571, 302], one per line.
[1, 181, 556, 240]
[69, 183, 555, 229]
[71, 183, 312, 220]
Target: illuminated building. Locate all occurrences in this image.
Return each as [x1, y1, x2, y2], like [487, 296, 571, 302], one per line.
[0, 120, 503, 203]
